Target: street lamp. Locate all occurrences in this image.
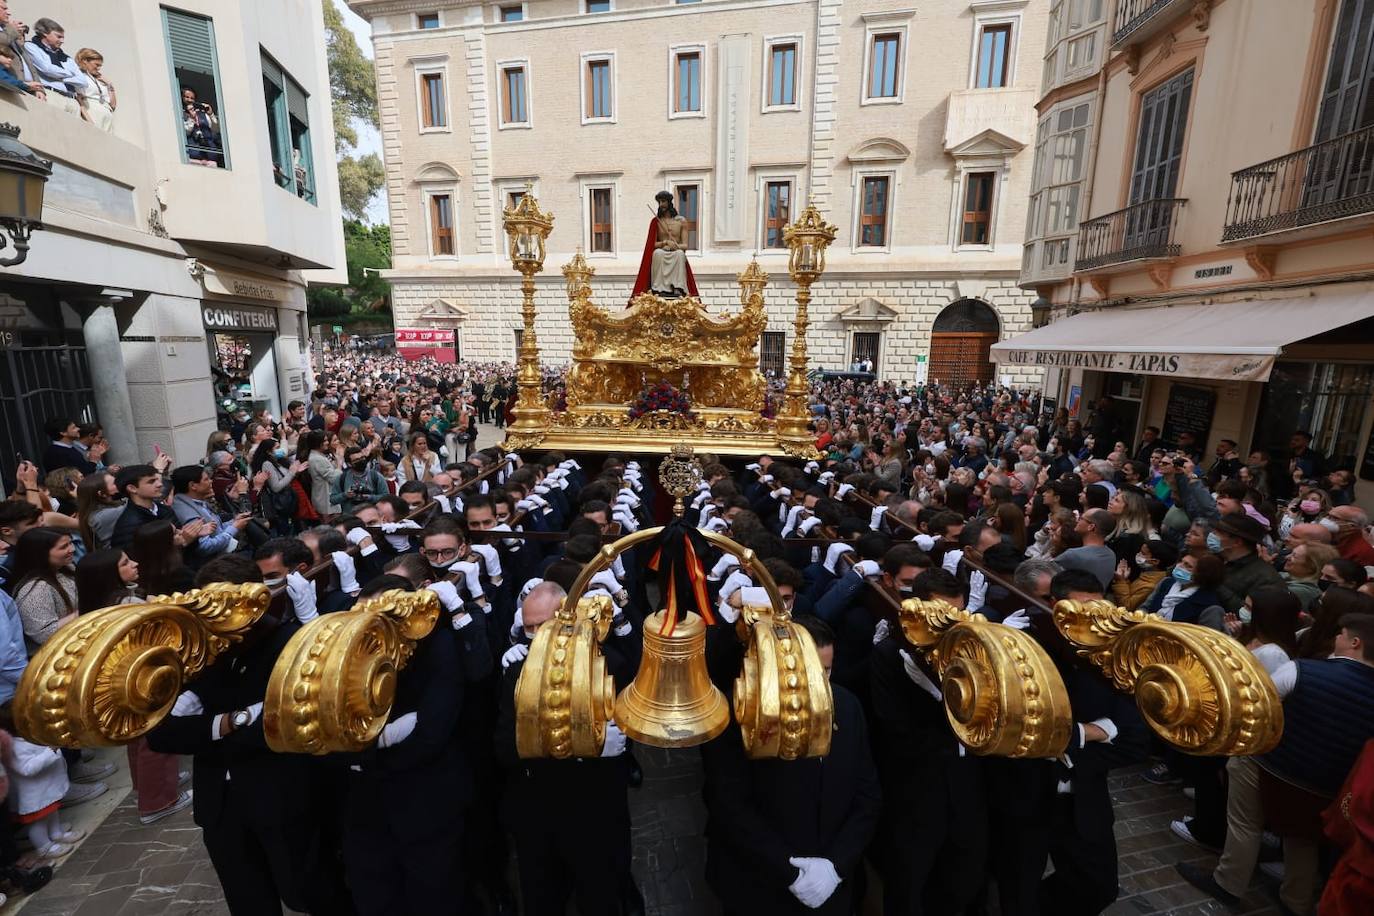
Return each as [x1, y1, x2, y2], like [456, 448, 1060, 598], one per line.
[1030, 295, 1052, 328]
[502, 185, 555, 448]
[0, 124, 51, 268]
[774, 201, 836, 456]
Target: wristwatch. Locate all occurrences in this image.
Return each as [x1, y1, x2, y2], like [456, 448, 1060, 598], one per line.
[231, 709, 252, 729]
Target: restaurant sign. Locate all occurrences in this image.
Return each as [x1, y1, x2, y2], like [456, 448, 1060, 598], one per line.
[991, 347, 1274, 382]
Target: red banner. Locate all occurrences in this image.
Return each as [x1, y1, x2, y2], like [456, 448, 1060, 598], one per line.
[395, 328, 455, 344]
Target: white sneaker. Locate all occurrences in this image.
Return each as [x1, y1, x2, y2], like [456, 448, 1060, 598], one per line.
[139, 790, 193, 825]
[68, 760, 115, 784]
[61, 781, 108, 807]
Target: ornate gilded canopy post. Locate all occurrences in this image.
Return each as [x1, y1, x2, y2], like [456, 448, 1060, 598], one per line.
[737, 256, 768, 308]
[502, 186, 555, 449]
[776, 203, 836, 458]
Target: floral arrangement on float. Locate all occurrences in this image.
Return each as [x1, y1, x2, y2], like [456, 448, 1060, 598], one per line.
[627, 381, 700, 429]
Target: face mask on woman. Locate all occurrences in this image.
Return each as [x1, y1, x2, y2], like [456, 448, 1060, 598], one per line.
[1299, 499, 1320, 515]
[1135, 553, 1153, 569]
[1238, 606, 1252, 624]
[1172, 565, 1193, 584]
[1206, 532, 1224, 554]
[273, 448, 287, 460]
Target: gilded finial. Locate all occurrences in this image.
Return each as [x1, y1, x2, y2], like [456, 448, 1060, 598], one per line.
[658, 444, 702, 517]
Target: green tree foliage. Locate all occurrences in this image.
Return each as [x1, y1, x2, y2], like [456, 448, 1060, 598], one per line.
[323, 1, 385, 220]
[307, 221, 393, 324]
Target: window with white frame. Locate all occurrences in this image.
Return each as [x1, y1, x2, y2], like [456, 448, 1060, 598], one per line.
[674, 182, 701, 251]
[416, 65, 449, 131]
[974, 23, 1012, 88]
[856, 174, 892, 248]
[670, 46, 704, 117]
[761, 178, 794, 249]
[1023, 99, 1092, 278]
[1045, 0, 1106, 89]
[585, 0, 611, 12]
[764, 36, 801, 110]
[587, 185, 615, 253]
[960, 172, 996, 246]
[866, 32, 903, 100]
[498, 61, 530, 127]
[582, 53, 615, 123]
[427, 190, 456, 257]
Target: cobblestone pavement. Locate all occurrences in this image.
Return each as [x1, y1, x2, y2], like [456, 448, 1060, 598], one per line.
[10, 743, 1286, 916]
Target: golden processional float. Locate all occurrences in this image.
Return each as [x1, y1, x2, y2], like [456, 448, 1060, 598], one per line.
[12, 446, 1282, 760]
[496, 188, 830, 459]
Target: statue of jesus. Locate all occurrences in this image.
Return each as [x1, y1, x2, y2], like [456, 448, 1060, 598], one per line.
[630, 190, 700, 303]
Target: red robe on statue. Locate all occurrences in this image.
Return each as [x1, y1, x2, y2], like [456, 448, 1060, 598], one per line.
[629, 218, 699, 305]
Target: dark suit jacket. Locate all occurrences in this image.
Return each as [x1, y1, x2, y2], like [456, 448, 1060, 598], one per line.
[703, 685, 881, 915]
[147, 619, 313, 829]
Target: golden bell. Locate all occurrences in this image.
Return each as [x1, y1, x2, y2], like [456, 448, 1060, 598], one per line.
[615, 610, 730, 748]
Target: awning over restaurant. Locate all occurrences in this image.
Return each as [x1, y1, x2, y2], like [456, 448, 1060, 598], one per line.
[990, 292, 1374, 382]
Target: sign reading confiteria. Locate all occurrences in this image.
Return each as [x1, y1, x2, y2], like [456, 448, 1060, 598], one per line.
[992, 347, 1275, 382]
[202, 303, 279, 332]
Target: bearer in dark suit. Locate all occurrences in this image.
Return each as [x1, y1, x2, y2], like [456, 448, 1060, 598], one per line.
[702, 616, 881, 915]
[146, 555, 337, 916]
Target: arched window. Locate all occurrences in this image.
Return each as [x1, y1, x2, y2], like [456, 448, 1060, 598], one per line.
[929, 298, 1000, 386]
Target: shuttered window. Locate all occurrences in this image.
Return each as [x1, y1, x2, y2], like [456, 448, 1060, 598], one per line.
[263, 54, 316, 204]
[162, 7, 229, 167]
[589, 187, 614, 252]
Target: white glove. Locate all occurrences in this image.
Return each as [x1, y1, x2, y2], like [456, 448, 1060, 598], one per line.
[378, 711, 417, 748]
[380, 520, 421, 534]
[434, 493, 453, 514]
[617, 488, 640, 508]
[872, 618, 890, 645]
[286, 571, 318, 623]
[717, 569, 753, 624]
[601, 721, 628, 757]
[853, 559, 881, 579]
[332, 551, 360, 596]
[788, 857, 841, 908]
[551, 476, 569, 491]
[782, 505, 806, 537]
[426, 579, 462, 612]
[836, 483, 855, 499]
[624, 460, 638, 471]
[517, 578, 543, 612]
[804, 460, 820, 475]
[533, 483, 550, 496]
[1002, 609, 1033, 631]
[614, 493, 636, 509]
[453, 560, 485, 602]
[546, 468, 566, 481]
[516, 498, 536, 513]
[469, 543, 503, 583]
[699, 502, 719, 522]
[967, 569, 987, 613]
[346, 526, 378, 557]
[590, 569, 629, 607]
[557, 459, 575, 471]
[709, 553, 740, 581]
[171, 691, 203, 717]
[869, 506, 887, 531]
[759, 474, 774, 485]
[817, 471, 835, 486]
[502, 642, 530, 669]
[745, 463, 762, 472]
[899, 649, 943, 701]
[612, 554, 627, 581]
[451, 495, 464, 515]
[798, 516, 823, 536]
[691, 492, 711, 511]
[703, 516, 729, 533]
[771, 487, 792, 501]
[823, 542, 855, 574]
[613, 508, 638, 532]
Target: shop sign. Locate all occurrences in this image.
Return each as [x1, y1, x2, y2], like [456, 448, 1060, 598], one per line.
[202, 303, 279, 332]
[199, 266, 288, 302]
[994, 347, 1274, 382]
[395, 328, 455, 344]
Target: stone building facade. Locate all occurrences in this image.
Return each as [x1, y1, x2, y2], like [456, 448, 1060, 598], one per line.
[352, 0, 1050, 386]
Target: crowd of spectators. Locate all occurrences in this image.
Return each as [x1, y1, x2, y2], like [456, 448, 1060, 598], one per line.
[0, 352, 1370, 913]
[0, 6, 114, 131]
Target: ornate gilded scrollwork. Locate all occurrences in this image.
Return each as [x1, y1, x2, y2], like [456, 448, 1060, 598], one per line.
[264, 589, 440, 755]
[515, 523, 834, 759]
[16, 583, 272, 748]
[898, 599, 1074, 758]
[1052, 600, 1284, 756]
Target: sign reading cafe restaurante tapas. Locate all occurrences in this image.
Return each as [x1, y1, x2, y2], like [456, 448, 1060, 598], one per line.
[992, 347, 1274, 383]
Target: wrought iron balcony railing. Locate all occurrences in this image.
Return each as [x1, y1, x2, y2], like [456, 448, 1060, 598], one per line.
[1113, 0, 1187, 45]
[1075, 198, 1186, 271]
[1221, 124, 1374, 243]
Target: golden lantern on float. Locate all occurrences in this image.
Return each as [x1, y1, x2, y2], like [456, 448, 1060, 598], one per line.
[501, 183, 555, 449]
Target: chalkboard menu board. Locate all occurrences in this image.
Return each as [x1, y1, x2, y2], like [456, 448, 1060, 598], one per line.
[1360, 424, 1374, 481]
[1161, 384, 1216, 449]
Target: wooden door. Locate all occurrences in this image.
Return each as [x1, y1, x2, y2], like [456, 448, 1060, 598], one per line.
[929, 332, 998, 387]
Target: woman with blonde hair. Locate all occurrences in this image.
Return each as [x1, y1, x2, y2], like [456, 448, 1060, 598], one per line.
[398, 431, 441, 484]
[1282, 541, 1339, 612]
[74, 48, 116, 131]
